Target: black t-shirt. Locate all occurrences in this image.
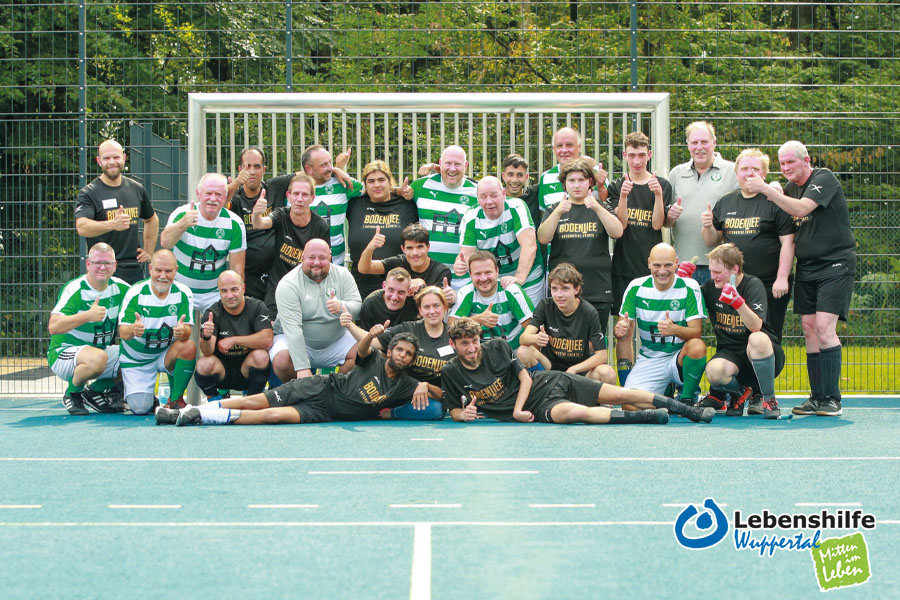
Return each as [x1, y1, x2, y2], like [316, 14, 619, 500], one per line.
[530, 298, 605, 369]
[265, 208, 330, 313]
[542, 202, 615, 305]
[701, 274, 777, 353]
[358, 289, 420, 331]
[327, 349, 420, 420]
[713, 191, 795, 285]
[201, 296, 274, 361]
[783, 168, 856, 280]
[381, 255, 452, 289]
[520, 183, 542, 233]
[74, 177, 154, 266]
[229, 174, 294, 299]
[607, 176, 674, 279]
[441, 338, 524, 421]
[346, 194, 419, 299]
[376, 320, 453, 385]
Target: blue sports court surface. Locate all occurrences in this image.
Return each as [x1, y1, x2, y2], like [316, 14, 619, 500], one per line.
[0, 396, 897, 598]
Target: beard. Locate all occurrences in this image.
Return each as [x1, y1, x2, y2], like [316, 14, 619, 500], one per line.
[386, 356, 410, 373]
[458, 347, 482, 369]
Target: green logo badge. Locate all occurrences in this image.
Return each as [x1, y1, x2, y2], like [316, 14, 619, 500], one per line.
[215, 228, 225, 239]
[711, 173, 722, 182]
[811, 532, 871, 591]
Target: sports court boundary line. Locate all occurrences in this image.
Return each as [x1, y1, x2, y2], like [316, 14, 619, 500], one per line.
[1, 520, 897, 528]
[2, 457, 898, 462]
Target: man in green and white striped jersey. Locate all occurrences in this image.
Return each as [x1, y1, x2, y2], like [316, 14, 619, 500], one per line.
[449, 250, 533, 350]
[455, 176, 544, 307]
[118, 250, 197, 415]
[614, 243, 708, 406]
[161, 173, 246, 312]
[412, 145, 478, 290]
[48, 243, 129, 415]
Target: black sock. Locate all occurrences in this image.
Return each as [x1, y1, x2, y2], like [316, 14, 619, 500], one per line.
[819, 345, 842, 399]
[719, 376, 744, 397]
[246, 367, 270, 395]
[750, 353, 776, 400]
[806, 351, 823, 399]
[609, 409, 650, 424]
[194, 372, 223, 397]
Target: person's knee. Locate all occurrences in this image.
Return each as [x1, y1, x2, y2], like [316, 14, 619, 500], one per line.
[704, 358, 730, 384]
[516, 346, 537, 367]
[195, 356, 221, 376]
[684, 338, 707, 359]
[126, 392, 155, 415]
[245, 349, 270, 370]
[261, 409, 294, 424]
[272, 351, 294, 380]
[747, 332, 772, 357]
[175, 340, 197, 360]
[589, 364, 616, 384]
[78, 347, 109, 376]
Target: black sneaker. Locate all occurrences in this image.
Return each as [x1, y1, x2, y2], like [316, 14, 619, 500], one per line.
[678, 402, 715, 423]
[815, 396, 843, 417]
[698, 393, 727, 414]
[747, 394, 764, 415]
[104, 385, 128, 412]
[82, 389, 119, 413]
[763, 398, 782, 420]
[644, 408, 670, 424]
[726, 387, 752, 416]
[155, 407, 179, 425]
[792, 396, 821, 416]
[175, 406, 202, 426]
[62, 391, 89, 416]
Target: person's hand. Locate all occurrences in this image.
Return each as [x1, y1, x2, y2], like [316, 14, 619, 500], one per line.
[499, 275, 519, 290]
[234, 169, 250, 188]
[556, 194, 572, 214]
[173, 315, 189, 341]
[700, 202, 714, 229]
[132, 313, 145, 338]
[367, 225, 386, 250]
[648, 173, 663, 198]
[417, 163, 440, 177]
[657, 311, 676, 336]
[676, 260, 696, 279]
[744, 172, 770, 196]
[453, 253, 468, 277]
[409, 278, 426, 296]
[461, 393, 481, 421]
[326, 290, 343, 315]
[534, 325, 550, 348]
[85, 298, 106, 322]
[412, 382, 429, 410]
[620, 173, 633, 199]
[136, 247, 151, 263]
[477, 303, 499, 328]
[338, 304, 354, 328]
[369, 319, 390, 338]
[334, 147, 351, 170]
[769, 180, 784, 193]
[201, 312, 215, 339]
[441, 277, 455, 304]
[584, 195, 600, 212]
[184, 200, 199, 227]
[398, 177, 412, 200]
[252, 189, 268, 215]
[513, 408, 535, 423]
[332, 167, 352, 188]
[110, 205, 131, 231]
[614, 312, 631, 338]
[595, 161, 608, 187]
[773, 276, 789, 299]
[217, 337, 235, 354]
[668, 196, 683, 221]
[719, 283, 745, 309]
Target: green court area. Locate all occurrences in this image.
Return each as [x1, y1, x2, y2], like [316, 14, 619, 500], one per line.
[0, 397, 898, 598]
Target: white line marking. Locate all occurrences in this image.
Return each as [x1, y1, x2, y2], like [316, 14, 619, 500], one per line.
[108, 505, 181, 509]
[410, 523, 431, 600]
[794, 503, 862, 507]
[0, 457, 898, 462]
[309, 470, 539, 475]
[663, 503, 728, 508]
[0, 505, 41, 509]
[410, 438, 443, 441]
[391, 504, 461, 509]
[0, 408, 67, 411]
[0, 520, 681, 528]
[529, 504, 595, 508]
[247, 504, 318, 509]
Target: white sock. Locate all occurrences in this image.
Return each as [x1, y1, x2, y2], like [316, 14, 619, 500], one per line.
[199, 407, 240, 425]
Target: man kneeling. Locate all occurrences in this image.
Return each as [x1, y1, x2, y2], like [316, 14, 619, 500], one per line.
[157, 322, 439, 426]
[441, 318, 714, 424]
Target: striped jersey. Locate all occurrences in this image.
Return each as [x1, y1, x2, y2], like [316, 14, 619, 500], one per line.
[118, 279, 195, 367]
[166, 205, 246, 312]
[537, 165, 565, 211]
[620, 275, 705, 359]
[313, 175, 364, 266]
[450, 282, 534, 349]
[459, 198, 544, 301]
[412, 173, 479, 269]
[47, 275, 129, 366]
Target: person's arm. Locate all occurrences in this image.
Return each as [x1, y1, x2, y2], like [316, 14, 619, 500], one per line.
[160, 204, 196, 249]
[339, 306, 378, 347]
[357, 229, 387, 275]
[47, 301, 106, 336]
[356, 321, 387, 360]
[656, 314, 703, 342]
[718, 282, 763, 332]
[198, 311, 217, 357]
[537, 205, 563, 245]
[250, 191, 274, 230]
[585, 196, 624, 239]
[517, 323, 546, 348]
[511, 368, 535, 423]
[700, 202, 723, 247]
[228, 250, 246, 279]
[565, 351, 608, 376]
[217, 329, 274, 354]
[506, 228, 536, 287]
[745, 174, 818, 218]
[773, 234, 795, 299]
[649, 175, 666, 230]
[275, 277, 312, 372]
[139, 213, 159, 260]
[338, 270, 363, 318]
[613, 179, 630, 229]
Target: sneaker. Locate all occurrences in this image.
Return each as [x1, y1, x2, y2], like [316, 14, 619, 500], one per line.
[82, 389, 119, 413]
[104, 386, 128, 412]
[747, 394, 764, 415]
[698, 393, 727, 414]
[763, 398, 782, 420]
[644, 408, 670, 424]
[726, 387, 752, 416]
[175, 406, 202, 426]
[792, 396, 821, 416]
[155, 407, 179, 425]
[62, 391, 89, 416]
[678, 402, 715, 424]
[164, 398, 188, 410]
[815, 396, 843, 417]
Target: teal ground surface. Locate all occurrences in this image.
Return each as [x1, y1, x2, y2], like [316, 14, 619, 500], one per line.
[0, 397, 898, 599]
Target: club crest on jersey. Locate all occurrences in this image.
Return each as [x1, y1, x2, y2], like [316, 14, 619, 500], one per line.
[711, 173, 722, 182]
[670, 300, 681, 311]
[168, 304, 178, 316]
[324, 185, 334, 195]
[460, 196, 471, 205]
[500, 222, 510, 233]
[215, 228, 225, 239]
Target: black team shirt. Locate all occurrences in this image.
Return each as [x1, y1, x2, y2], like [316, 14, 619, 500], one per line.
[201, 296, 274, 362]
[701, 274, 778, 353]
[607, 177, 674, 279]
[783, 168, 856, 281]
[264, 207, 330, 314]
[327, 349, 420, 420]
[530, 298, 605, 370]
[75, 177, 154, 268]
[381, 255, 452, 289]
[712, 191, 795, 285]
[441, 339, 525, 421]
[358, 290, 420, 331]
[377, 321, 453, 386]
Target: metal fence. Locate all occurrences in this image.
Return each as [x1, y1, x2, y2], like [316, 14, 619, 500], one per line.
[1, 1, 898, 395]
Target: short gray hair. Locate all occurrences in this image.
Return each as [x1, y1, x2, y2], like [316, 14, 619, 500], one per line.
[778, 141, 808, 160]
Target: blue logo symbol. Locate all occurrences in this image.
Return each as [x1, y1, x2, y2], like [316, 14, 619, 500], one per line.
[674, 497, 729, 550]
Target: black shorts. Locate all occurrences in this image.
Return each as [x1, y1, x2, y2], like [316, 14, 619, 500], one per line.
[264, 375, 333, 423]
[217, 355, 251, 391]
[611, 274, 634, 315]
[793, 274, 853, 321]
[525, 371, 603, 423]
[711, 344, 785, 390]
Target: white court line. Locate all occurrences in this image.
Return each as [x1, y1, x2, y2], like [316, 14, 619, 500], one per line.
[391, 504, 462, 509]
[108, 504, 181, 509]
[308, 470, 539, 475]
[0, 505, 41, 509]
[663, 503, 728, 508]
[2, 457, 899, 462]
[529, 504, 595, 508]
[0, 408, 67, 411]
[794, 503, 862, 507]
[247, 504, 318, 509]
[410, 523, 431, 600]
[410, 438, 443, 441]
[0, 520, 680, 528]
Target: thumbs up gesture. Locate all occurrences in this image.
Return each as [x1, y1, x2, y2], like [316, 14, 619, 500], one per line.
[719, 282, 745, 310]
[339, 303, 353, 328]
[335, 147, 352, 170]
[326, 289, 343, 315]
[595, 161, 608, 186]
[252, 189, 268, 215]
[173, 314, 189, 341]
[185, 199, 199, 227]
[658, 310, 676, 336]
[461, 392, 481, 421]
[743, 170, 770, 195]
[614, 312, 632, 339]
[700, 202, 714, 229]
[111, 205, 131, 231]
[132, 312, 145, 337]
[668, 196, 683, 221]
[556, 194, 572, 214]
[647, 172, 663, 198]
[398, 176, 413, 200]
[620, 173, 634, 199]
[453, 252, 468, 277]
[441, 276, 456, 305]
[478, 303, 499, 329]
[201, 312, 215, 339]
[368, 225, 386, 250]
[86, 298, 106, 322]
[369, 319, 390, 338]
[534, 324, 550, 348]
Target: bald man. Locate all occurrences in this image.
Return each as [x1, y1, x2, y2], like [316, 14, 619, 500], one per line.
[194, 270, 273, 400]
[614, 243, 708, 407]
[76, 139, 159, 284]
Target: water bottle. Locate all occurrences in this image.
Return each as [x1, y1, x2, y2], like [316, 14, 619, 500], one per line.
[156, 374, 171, 406]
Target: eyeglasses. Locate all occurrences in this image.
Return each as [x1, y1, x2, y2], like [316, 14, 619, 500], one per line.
[89, 261, 116, 268]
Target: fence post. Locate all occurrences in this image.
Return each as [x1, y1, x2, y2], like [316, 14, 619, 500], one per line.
[78, 1, 87, 272]
[285, 0, 293, 92]
[630, 0, 638, 130]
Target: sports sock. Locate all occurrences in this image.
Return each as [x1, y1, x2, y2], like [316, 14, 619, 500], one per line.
[527, 362, 545, 373]
[680, 355, 706, 400]
[246, 367, 270, 395]
[199, 406, 241, 425]
[169, 357, 196, 401]
[819, 345, 842, 399]
[194, 371, 223, 397]
[806, 351, 823, 398]
[750, 353, 777, 400]
[617, 359, 632, 386]
[608, 409, 663, 424]
[719, 376, 745, 397]
[66, 381, 85, 394]
[88, 378, 116, 392]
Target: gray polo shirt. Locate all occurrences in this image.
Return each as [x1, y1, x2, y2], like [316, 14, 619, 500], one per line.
[668, 153, 738, 266]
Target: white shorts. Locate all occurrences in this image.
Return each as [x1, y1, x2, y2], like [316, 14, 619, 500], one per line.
[50, 345, 119, 381]
[624, 352, 682, 394]
[121, 353, 172, 397]
[268, 330, 356, 370]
